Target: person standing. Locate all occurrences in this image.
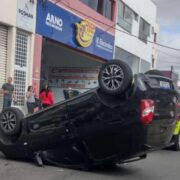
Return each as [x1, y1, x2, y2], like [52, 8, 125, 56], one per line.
[26, 86, 35, 114]
[1, 77, 16, 109]
[40, 85, 54, 108]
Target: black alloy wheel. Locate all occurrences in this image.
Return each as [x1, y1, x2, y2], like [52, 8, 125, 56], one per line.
[0, 107, 24, 136]
[98, 60, 133, 95]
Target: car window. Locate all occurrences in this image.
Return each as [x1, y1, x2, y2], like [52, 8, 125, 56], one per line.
[146, 76, 173, 90]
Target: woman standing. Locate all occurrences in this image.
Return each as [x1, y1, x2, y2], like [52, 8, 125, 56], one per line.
[40, 85, 54, 108]
[26, 86, 35, 114]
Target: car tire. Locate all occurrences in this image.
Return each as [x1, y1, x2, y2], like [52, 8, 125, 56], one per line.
[145, 70, 164, 76]
[0, 107, 24, 136]
[98, 60, 133, 95]
[172, 134, 180, 151]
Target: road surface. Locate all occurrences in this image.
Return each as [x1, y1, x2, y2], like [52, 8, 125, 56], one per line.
[0, 150, 180, 180]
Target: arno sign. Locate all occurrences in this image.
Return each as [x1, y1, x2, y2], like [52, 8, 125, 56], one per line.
[36, 0, 114, 60]
[45, 13, 63, 31]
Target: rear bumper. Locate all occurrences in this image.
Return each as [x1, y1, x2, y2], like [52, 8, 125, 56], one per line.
[145, 119, 176, 148]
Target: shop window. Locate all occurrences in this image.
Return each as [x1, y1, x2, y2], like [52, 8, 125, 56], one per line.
[80, 0, 113, 20]
[118, 0, 138, 33]
[115, 47, 140, 74]
[14, 31, 28, 106]
[140, 59, 151, 73]
[139, 18, 150, 43]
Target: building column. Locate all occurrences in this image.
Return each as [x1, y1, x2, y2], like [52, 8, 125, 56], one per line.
[32, 34, 43, 96]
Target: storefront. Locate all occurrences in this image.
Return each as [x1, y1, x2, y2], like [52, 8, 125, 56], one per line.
[34, 0, 115, 102]
[0, 0, 36, 111]
[14, 0, 36, 109]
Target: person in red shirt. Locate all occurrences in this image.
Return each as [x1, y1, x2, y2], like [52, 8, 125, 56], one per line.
[40, 85, 54, 108]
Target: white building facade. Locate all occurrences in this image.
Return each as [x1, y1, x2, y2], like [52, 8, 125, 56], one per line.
[115, 0, 158, 74]
[0, 0, 36, 111]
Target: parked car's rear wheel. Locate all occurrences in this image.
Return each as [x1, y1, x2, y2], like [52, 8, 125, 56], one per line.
[98, 60, 133, 95]
[0, 107, 24, 136]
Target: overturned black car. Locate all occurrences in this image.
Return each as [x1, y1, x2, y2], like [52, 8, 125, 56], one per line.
[0, 60, 179, 169]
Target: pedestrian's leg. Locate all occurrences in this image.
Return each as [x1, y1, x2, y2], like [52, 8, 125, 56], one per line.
[3, 98, 8, 109]
[30, 103, 35, 114]
[27, 102, 30, 114]
[27, 102, 34, 114]
[7, 99, 12, 107]
[38, 99, 42, 110]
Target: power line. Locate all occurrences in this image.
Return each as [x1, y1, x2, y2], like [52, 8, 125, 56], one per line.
[54, 0, 180, 52]
[157, 59, 180, 65]
[157, 49, 180, 59]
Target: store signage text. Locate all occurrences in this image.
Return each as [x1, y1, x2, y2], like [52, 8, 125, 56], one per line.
[96, 37, 113, 53]
[76, 19, 96, 47]
[17, 0, 35, 32]
[18, 8, 33, 19]
[46, 13, 63, 31]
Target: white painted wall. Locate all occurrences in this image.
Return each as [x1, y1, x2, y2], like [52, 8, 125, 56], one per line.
[115, 0, 157, 65]
[0, 0, 17, 26]
[122, 0, 157, 26]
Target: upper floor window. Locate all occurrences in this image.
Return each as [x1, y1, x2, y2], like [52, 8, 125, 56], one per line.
[118, 0, 138, 33]
[80, 0, 113, 20]
[115, 47, 140, 74]
[139, 18, 150, 43]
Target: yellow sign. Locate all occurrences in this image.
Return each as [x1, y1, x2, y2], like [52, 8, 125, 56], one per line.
[76, 19, 96, 47]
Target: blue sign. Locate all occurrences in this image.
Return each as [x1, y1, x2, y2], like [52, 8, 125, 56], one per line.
[36, 0, 114, 60]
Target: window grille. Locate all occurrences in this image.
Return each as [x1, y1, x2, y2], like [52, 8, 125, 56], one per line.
[14, 70, 26, 106]
[15, 32, 28, 67]
[14, 31, 28, 106]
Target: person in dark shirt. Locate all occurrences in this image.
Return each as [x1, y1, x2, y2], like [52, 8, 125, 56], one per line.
[1, 77, 16, 109]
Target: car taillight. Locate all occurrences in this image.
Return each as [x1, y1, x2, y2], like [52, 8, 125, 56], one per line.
[141, 99, 155, 125]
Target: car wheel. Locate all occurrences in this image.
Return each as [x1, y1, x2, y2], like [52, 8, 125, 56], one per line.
[172, 134, 180, 151]
[98, 60, 133, 95]
[0, 107, 24, 136]
[145, 70, 164, 76]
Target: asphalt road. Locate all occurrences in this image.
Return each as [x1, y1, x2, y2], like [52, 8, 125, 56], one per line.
[0, 150, 180, 180]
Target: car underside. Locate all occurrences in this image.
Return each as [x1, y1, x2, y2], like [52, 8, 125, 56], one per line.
[0, 60, 179, 169]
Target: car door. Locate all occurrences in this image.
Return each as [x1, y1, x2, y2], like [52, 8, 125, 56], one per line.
[25, 102, 70, 150]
